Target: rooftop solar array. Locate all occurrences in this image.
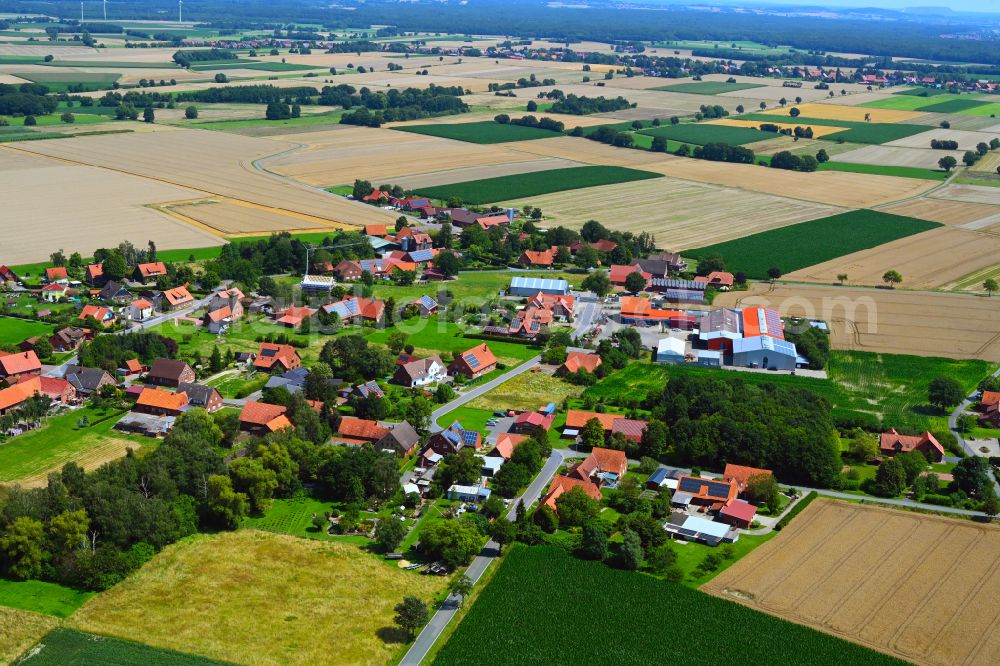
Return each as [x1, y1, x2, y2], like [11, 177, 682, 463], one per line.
[464, 352, 481, 369]
[510, 276, 568, 292]
[461, 430, 479, 445]
[650, 278, 706, 291]
[733, 335, 797, 357]
[678, 476, 732, 498]
[408, 249, 434, 262]
[419, 295, 437, 309]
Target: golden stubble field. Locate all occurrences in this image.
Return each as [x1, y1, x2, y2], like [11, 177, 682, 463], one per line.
[69, 530, 448, 666]
[0, 607, 60, 664]
[496, 176, 842, 248]
[704, 500, 1000, 666]
[0, 147, 224, 264]
[714, 283, 1000, 361]
[785, 224, 1000, 289]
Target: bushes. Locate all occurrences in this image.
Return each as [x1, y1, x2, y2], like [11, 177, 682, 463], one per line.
[693, 142, 755, 164]
[550, 94, 633, 115]
[774, 492, 817, 531]
[930, 139, 959, 150]
[770, 150, 819, 172]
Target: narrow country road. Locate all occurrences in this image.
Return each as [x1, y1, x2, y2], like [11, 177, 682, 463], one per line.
[789, 486, 987, 518]
[948, 365, 1000, 494]
[429, 355, 542, 432]
[398, 449, 566, 666]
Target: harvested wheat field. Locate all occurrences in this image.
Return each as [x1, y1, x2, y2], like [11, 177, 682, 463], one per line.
[391, 158, 585, 190]
[9, 129, 394, 228]
[70, 530, 447, 666]
[157, 198, 347, 236]
[761, 102, 923, 123]
[503, 135, 682, 168]
[832, 144, 962, 169]
[715, 283, 1000, 361]
[497, 177, 841, 247]
[0, 607, 59, 664]
[0, 148, 223, 264]
[885, 127, 1000, 151]
[709, 118, 848, 138]
[704, 500, 1000, 666]
[881, 198, 1000, 226]
[971, 150, 1000, 174]
[264, 125, 550, 185]
[786, 225, 1000, 289]
[932, 183, 1000, 206]
[651, 159, 936, 207]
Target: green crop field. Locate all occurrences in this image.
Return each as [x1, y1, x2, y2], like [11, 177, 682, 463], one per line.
[639, 122, 768, 146]
[819, 161, 948, 180]
[737, 112, 931, 144]
[0, 316, 53, 346]
[684, 209, 940, 278]
[434, 546, 906, 666]
[415, 166, 661, 204]
[20, 628, 226, 665]
[12, 71, 120, 92]
[190, 109, 345, 132]
[583, 362, 672, 402]
[861, 93, 973, 110]
[0, 579, 93, 618]
[956, 102, 1000, 117]
[394, 120, 564, 144]
[915, 98, 994, 113]
[651, 81, 766, 95]
[42, 60, 170, 69]
[893, 87, 950, 97]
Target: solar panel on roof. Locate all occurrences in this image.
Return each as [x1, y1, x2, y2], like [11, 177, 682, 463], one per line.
[461, 430, 478, 445]
[465, 353, 481, 369]
[678, 477, 703, 493]
[409, 250, 434, 262]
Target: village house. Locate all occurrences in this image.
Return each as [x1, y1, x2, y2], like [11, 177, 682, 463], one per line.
[563, 410, 648, 444]
[177, 382, 223, 413]
[274, 305, 317, 328]
[694, 271, 735, 290]
[527, 291, 575, 320]
[391, 356, 446, 388]
[130, 298, 154, 322]
[63, 365, 117, 396]
[253, 343, 302, 373]
[98, 281, 131, 305]
[609, 264, 650, 289]
[204, 288, 244, 334]
[364, 224, 388, 237]
[879, 429, 945, 463]
[321, 296, 385, 325]
[38, 376, 76, 405]
[673, 476, 739, 509]
[147, 358, 196, 388]
[510, 409, 556, 434]
[633, 253, 686, 277]
[348, 380, 384, 400]
[396, 226, 433, 252]
[239, 401, 293, 434]
[162, 285, 194, 311]
[335, 416, 390, 445]
[411, 295, 439, 317]
[0, 265, 19, 285]
[45, 267, 69, 284]
[79, 304, 116, 327]
[449, 343, 497, 379]
[567, 446, 628, 485]
[0, 378, 43, 416]
[981, 391, 1000, 426]
[333, 260, 364, 282]
[428, 421, 482, 455]
[723, 463, 774, 497]
[134, 387, 189, 417]
[540, 474, 603, 512]
[488, 433, 528, 461]
[134, 261, 168, 282]
[557, 351, 602, 376]
[518, 249, 555, 268]
[85, 263, 106, 287]
[377, 421, 421, 456]
[0, 350, 42, 382]
[120, 358, 144, 377]
[40, 283, 68, 303]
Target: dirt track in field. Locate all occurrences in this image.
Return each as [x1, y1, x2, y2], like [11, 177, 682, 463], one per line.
[714, 282, 1000, 361]
[704, 500, 1000, 666]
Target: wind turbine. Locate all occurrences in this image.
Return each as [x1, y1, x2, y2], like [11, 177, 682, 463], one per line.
[80, 1, 84, 21]
[102, 0, 107, 21]
[178, 0, 183, 23]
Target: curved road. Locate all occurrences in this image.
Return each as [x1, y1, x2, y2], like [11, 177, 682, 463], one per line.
[429, 355, 541, 432]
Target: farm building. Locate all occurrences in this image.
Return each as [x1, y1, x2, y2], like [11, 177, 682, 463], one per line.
[664, 515, 738, 546]
[649, 278, 707, 304]
[509, 276, 569, 296]
[449, 343, 497, 379]
[0, 350, 42, 381]
[655, 337, 686, 364]
[676, 475, 739, 508]
[879, 429, 945, 463]
[719, 500, 758, 529]
[447, 484, 491, 503]
[742, 307, 785, 340]
[147, 359, 195, 388]
[695, 350, 722, 368]
[698, 308, 743, 352]
[723, 464, 774, 496]
[732, 335, 798, 370]
[300, 275, 335, 294]
[620, 297, 696, 328]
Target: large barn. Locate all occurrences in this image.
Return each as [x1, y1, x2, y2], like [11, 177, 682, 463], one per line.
[509, 276, 569, 296]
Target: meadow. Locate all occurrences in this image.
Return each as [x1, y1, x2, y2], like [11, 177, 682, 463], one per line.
[652, 81, 766, 95]
[684, 209, 940, 278]
[433, 546, 906, 666]
[817, 161, 948, 180]
[394, 120, 565, 143]
[415, 166, 662, 204]
[737, 112, 931, 144]
[190, 61, 317, 72]
[0, 579, 93, 618]
[0, 607, 60, 665]
[12, 71, 121, 92]
[0, 316, 53, 346]
[861, 93, 980, 111]
[466, 370, 583, 411]
[914, 98, 993, 113]
[639, 122, 769, 146]
[241, 495, 374, 544]
[17, 628, 226, 666]
[68, 530, 448, 666]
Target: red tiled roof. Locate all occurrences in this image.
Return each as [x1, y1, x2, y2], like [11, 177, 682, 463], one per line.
[137, 262, 168, 278]
[513, 411, 555, 430]
[677, 475, 738, 504]
[86, 263, 103, 280]
[42, 283, 66, 292]
[275, 306, 316, 327]
[45, 267, 68, 281]
[136, 387, 189, 411]
[492, 433, 528, 460]
[879, 428, 945, 459]
[364, 224, 388, 236]
[565, 410, 619, 430]
[0, 350, 41, 376]
[575, 446, 628, 479]
[721, 500, 757, 523]
[124, 358, 143, 373]
[240, 401, 287, 426]
[206, 305, 233, 322]
[982, 391, 1000, 407]
[723, 464, 773, 492]
[520, 250, 554, 267]
[610, 418, 647, 442]
[452, 343, 497, 374]
[79, 304, 113, 324]
[131, 298, 153, 309]
[337, 416, 389, 442]
[253, 343, 301, 371]
[561, 351, 602, 374]
[609, 264, 647, 285]
[541, 475, 603, 511]
[163, 286, 193, 307]
[38, 376, 72, 399]
[0, 377, 40, 411]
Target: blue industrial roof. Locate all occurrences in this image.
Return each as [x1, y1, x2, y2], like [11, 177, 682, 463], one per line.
[510, 276, 568, 292]
[647, 467, 669, 484]
[733, 335, 797, 358]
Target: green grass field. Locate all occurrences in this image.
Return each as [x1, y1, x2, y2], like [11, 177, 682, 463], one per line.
[819, 161, 948, 180]
[0, 316, 53, 346]
[651, 81, 766, 95]
[639, 122, 768, 146]
[893, 87, 950, 97]
[433, 546, 906, 666]
[684, 209, 941, 278]
[19, 628, 226, 665]
[861, 93, 976, 110]
[915, 98, 994, 113]
[0, 579, 93, 618]
[12, 71, 120, 92]
[737, 113, 931, 145]
[394, 120, 565, 144]
[0, 405, 150, 486]
[42, 60, 171, 69]
[434, 405, 495, 431]
[241, 495, 372, 544]
[415, 166, 661, 204]
[583, 362, 672, 402]
[189, 109, 345, 132]
[956, 102, 1000, 117]
[365, 316, 542, 362]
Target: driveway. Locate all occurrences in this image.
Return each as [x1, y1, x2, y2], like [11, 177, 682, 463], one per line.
[428, 356, 541, 432]
[398, 449, 566, 666]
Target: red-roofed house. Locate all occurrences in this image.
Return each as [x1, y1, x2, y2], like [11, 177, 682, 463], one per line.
[85, 263, 105, 286]
[365, 224, 388, 237]
[134, 387, 189, 417]
[527, 292, 575, 319]
[362, 189, 389, 203]
[619, 296, 695, 328]
[162, 285, 194, 310]
[253, 343, 301, 373]
[722, 463, 774, 496]
[0, 377, 42, 415]
[0, 265, 18, 284]
[676, 475, 739, 507]
[879, 429, 945, 463]
[558, 351, 602, 376]
[449, 343, 497, 379]
[693, 271, 735, 289]
[240, 401, 293, 434]
[0, 350, 42, 381]
[510, 410, 555, 434]
[718, 500, 757, 528]
[563, 410, 647, 443]
[518, 249, 554, 268]
[540, 474, 603, 512]
[569, 446, 628, 483]
[79, 304, 116, 327]
[274, 306, 317, 328]
[135, 262, 168, 281]
[130, 298, 154, 322]
[38, 376, 76, 405]
[40, 283, 68, 303]
[488, 433, 528, 460]
[609, 264, 649, 287]
[45, 267, 69, 284]
[335, 416, 390, 445]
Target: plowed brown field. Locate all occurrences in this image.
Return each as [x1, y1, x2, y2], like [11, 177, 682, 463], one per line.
[704, 500, 1000, 666]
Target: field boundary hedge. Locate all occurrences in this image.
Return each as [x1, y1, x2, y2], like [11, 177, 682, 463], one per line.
[774, 491, 818, 530]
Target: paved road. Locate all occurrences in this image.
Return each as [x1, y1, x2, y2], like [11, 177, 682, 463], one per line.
[428, 355, 542, 432]
[790, 486, 987, 518]
[948, 365, 1000, 494]
[398, 449, 566, 666]
[572, 296, 599, 339]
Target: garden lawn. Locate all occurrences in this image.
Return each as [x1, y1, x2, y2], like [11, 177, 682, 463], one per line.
[433, 546, 905, 666]
[68, 530, 447, 666]
[583, 362, 672, 402]
[0, 579, 93, 618]
[0, 405, 151, 486]
[652, 81, 766, 95]
[394, 120, 564, 144]
[671, 532, 777, 588]
[639, 122, 769, 146]
[415, 166, 661, 204]
[0, 316, 53, 346]
[684, 209, 941, 278]
[17, 628, 226, 666]
[242, 495, 377, 546]
[366, 316, 542, 361]
[434, 406, 494, 431]
[467, 370, 582, 411]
